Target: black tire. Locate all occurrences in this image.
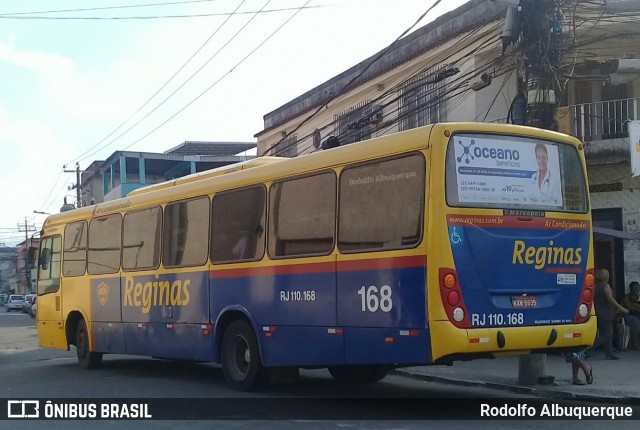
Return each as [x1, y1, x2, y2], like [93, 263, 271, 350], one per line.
[328, 365, 389, 384]
[76, 319, 103, 369]
[221, 320, 267, 391]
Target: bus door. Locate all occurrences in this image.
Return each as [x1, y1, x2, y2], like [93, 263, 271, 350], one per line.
[37, 236, 67, 348]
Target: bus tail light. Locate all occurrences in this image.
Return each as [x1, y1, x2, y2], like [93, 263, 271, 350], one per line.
[439, 268, 470, 328]
[585, 272, 594, 288]
[574, 268, 594, 324]
[447, 290, 460, 306]
[443, 273, 456, 289]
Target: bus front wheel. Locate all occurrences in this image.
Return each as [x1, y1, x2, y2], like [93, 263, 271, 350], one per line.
[221, 320, 267, 391]
[328, 365, 389, 384]
[76, 319, 103, 369]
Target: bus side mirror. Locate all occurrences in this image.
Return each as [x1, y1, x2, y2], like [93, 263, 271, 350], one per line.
[39, 248, 51, 271]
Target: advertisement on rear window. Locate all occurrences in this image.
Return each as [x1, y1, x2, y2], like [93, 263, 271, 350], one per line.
[453, 135, 563, 207]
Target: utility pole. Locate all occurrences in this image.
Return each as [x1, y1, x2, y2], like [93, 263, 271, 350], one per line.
[17, 217, 36, 293]
[64, 162, 82, 208]
[521, 0, 563, 130]
[512, 0, 565, 385]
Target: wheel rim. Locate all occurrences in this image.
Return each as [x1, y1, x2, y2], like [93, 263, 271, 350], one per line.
[230, 336, 250, 379]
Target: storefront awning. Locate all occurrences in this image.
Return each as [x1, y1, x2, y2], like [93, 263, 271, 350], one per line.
[593, 226, 640, 240]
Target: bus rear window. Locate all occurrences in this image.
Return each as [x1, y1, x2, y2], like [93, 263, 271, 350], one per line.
[445, 133, 588, 213]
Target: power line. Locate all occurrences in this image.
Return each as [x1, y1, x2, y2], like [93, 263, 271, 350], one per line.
[0, 0, 223, 16]
[307, 52, 513, 156]
[479, 69, 514, 122]
[0, 6, 320, 20]
[38, 169, 65, 212]
[270, 18, 506, 157]
[67, 0, 250, 166]
[343, 32, 506, 149]
[74, 0, 288, 165]
[263, 0, 446, 157]
[117, 0, 313, 153]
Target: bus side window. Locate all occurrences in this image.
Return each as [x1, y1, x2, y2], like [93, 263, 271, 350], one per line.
[268, 172, 336, 258]
[163, 196, 210, 268]
[88, 215, 122, 275]
[123, 207, 162, 271]
[63, 221, 87, 277]
[338, 153, 425, 252]
[211, 186, 266, 263]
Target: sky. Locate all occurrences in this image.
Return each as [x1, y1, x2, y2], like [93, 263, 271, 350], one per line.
[0, 0, 468, 246]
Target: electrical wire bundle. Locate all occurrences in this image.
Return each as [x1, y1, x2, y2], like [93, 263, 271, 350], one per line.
[269, 0, 640, 157]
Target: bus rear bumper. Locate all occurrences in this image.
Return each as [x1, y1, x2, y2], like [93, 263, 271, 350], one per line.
[429, 318, 597, 364]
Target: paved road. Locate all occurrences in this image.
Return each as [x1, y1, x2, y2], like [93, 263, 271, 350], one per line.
[1, 312, 636, 429]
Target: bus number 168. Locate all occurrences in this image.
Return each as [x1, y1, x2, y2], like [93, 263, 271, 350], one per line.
[358, 285, 393, 312]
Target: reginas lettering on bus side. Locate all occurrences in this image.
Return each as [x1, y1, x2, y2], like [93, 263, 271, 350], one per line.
[123, 276, 191, 314]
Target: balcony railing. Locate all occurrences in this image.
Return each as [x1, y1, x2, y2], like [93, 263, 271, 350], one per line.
[570, 97, 639, 142]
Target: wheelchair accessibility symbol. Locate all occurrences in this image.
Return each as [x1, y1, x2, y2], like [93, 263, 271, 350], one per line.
[449, 227, 463, 245]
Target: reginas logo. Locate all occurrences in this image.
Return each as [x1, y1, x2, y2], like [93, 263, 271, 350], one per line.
[512, 240, 582, 270]
[123, 275, 191, 314]
[97, 283, 109, 306]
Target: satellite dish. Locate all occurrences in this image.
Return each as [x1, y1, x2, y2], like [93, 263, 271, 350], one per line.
[312, 129, 321, 150]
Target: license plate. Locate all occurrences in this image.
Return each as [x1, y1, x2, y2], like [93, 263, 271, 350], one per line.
[511, 295, 537, 308]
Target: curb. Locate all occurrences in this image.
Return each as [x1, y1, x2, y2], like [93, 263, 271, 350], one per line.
[393, 369, 633, 404]
[394, 369, 537, 395]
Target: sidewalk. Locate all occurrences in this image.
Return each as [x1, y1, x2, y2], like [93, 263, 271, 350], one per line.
[397, 350, 640, 402]
[0, 323, 39, 354]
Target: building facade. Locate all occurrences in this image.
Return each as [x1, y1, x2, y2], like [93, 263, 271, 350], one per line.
[255, 0, 640, 297]
[0, 247, 18, 295]
[15, 238, 39, 294]
[80, 141, 256, 205]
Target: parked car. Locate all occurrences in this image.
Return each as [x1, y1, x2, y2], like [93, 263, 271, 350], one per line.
[22, 294, 35, 313]
[29, 296, 37, 318]
[0, 293, 7, 307]
[5, 294, 25, 312]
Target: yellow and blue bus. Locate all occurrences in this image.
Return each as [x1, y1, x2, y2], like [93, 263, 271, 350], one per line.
[36, 122, 596, 390]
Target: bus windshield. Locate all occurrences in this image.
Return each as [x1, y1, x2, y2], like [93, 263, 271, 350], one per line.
[445, 133, 588, 213]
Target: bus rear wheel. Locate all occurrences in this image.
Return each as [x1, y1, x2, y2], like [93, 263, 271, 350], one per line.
[221, 320, 267, 391]
[76, 319, 103, 369]
[328, 365, 389, 384]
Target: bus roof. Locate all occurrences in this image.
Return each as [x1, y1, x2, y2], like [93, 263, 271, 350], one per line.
[126, 157, 285, 197]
